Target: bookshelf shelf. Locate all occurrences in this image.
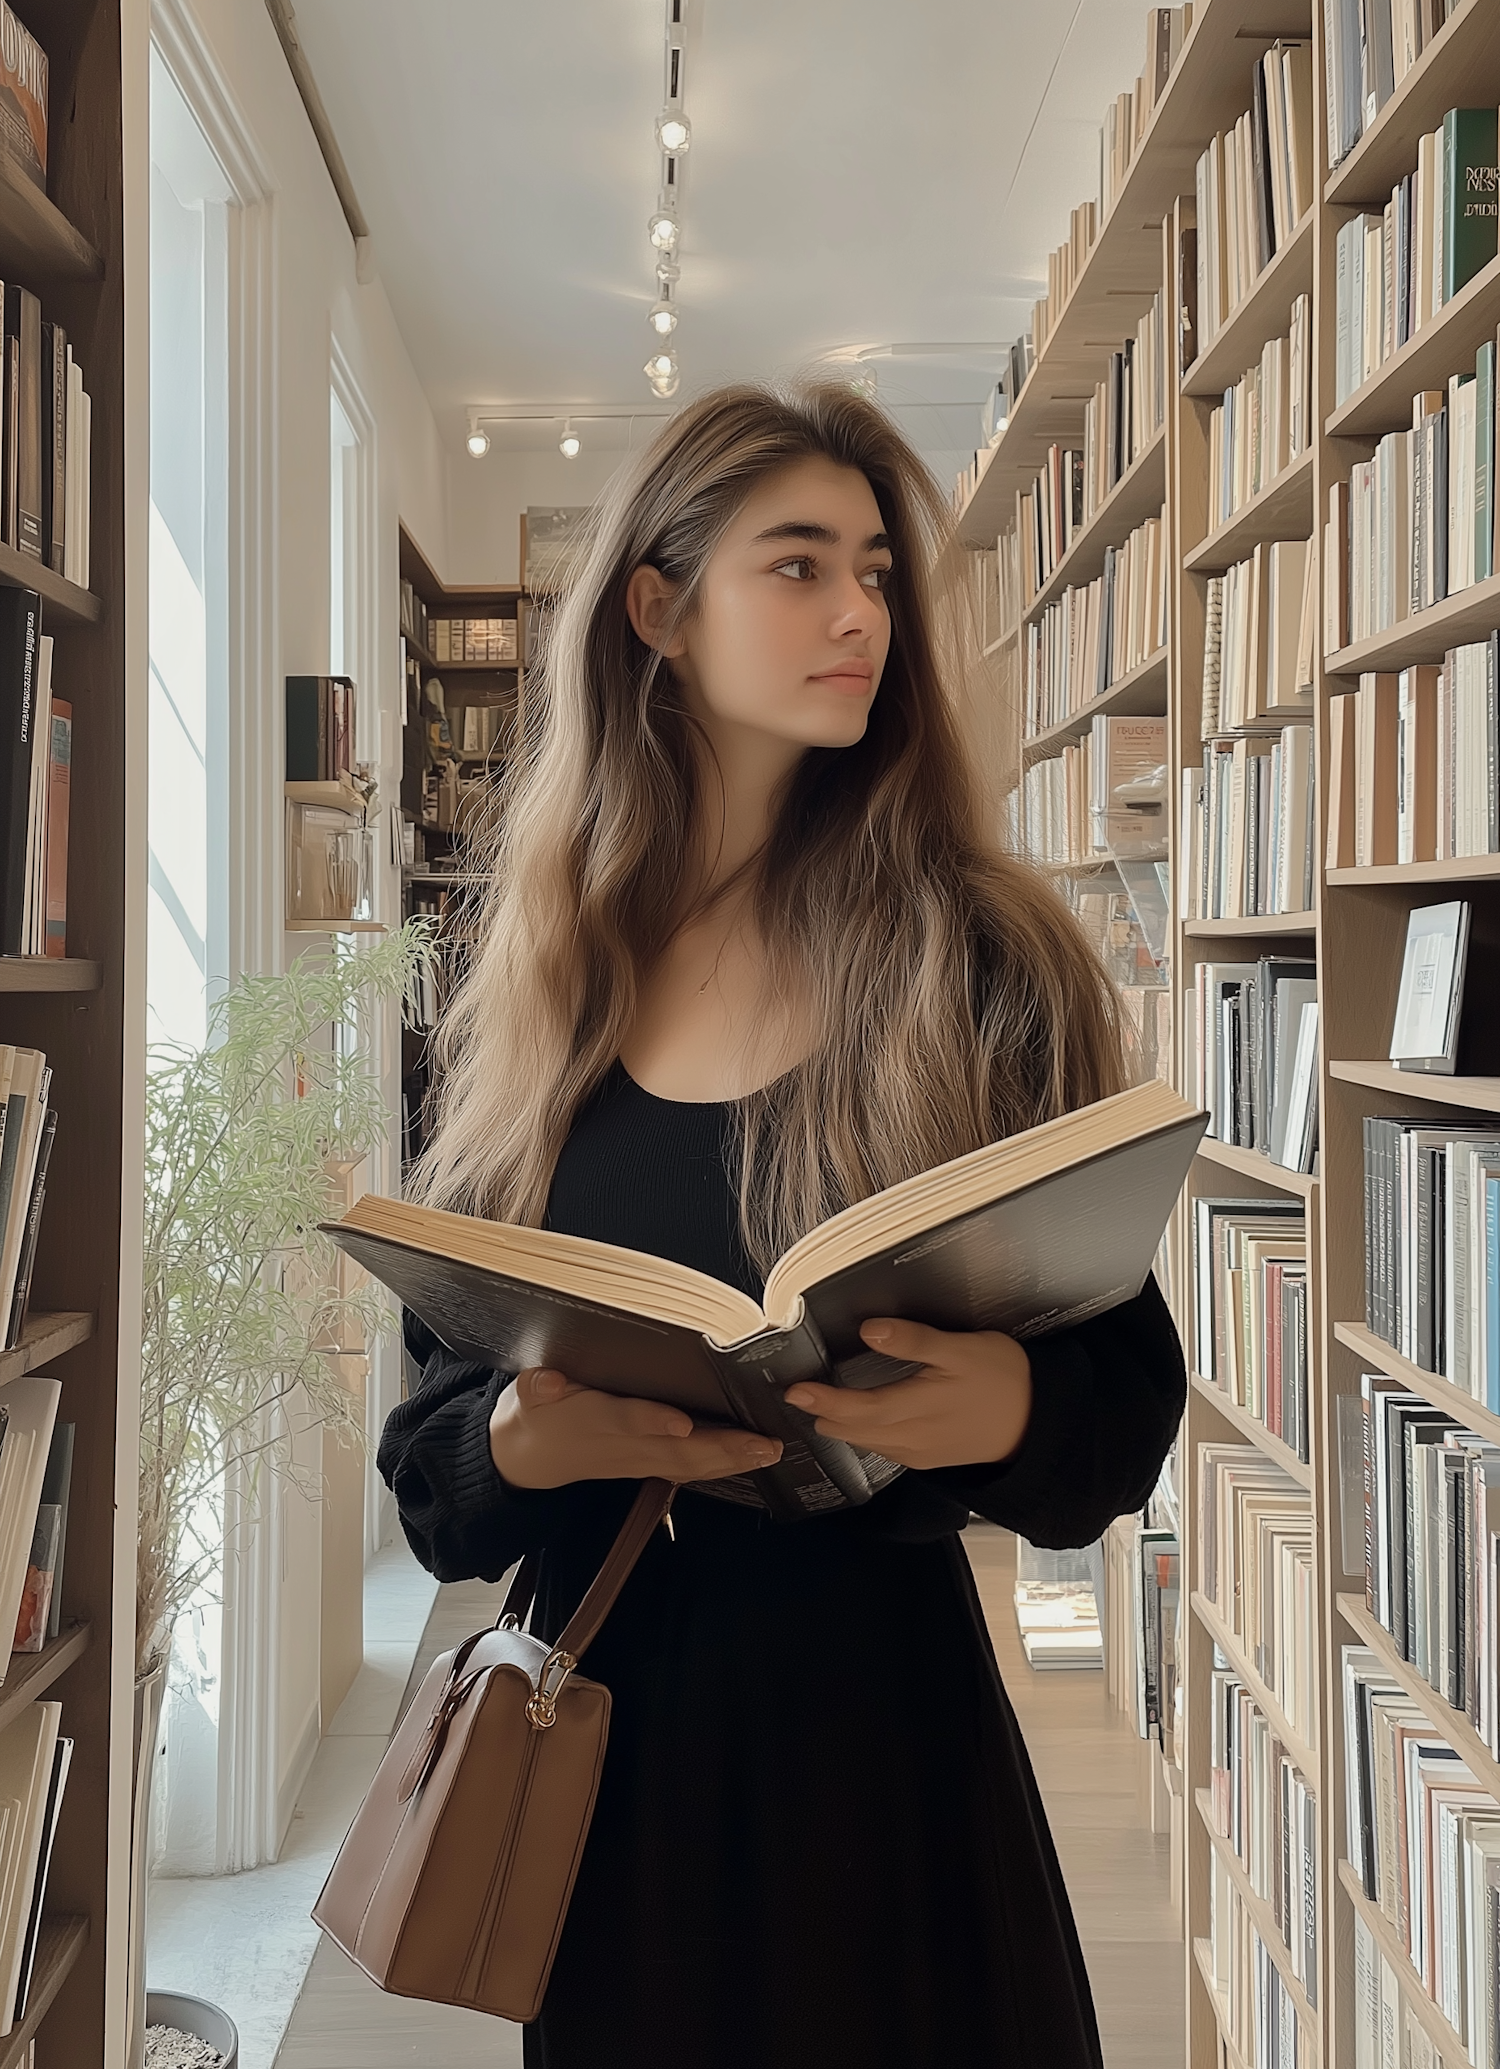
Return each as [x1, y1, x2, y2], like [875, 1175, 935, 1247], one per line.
[1329, 1058, 1500, 1114]
[1327, 854, 1500, 887]
[1193, 1134, 1318, 1199]
[1324, 0, 1500, 208]
[1325, 249, 1500, 441]
[1192, 1938, 1252, 2069]
[1326, 569, 1500, 676]
[284, 919, 389, 934]
[1337, 1591, 1500, 1803]
[1331, 1320, 1500, 1450]
[0, 957, 103, 992]
[1194, 1789, 1321, 2044]
[1189, 1370, 1314, 1488]
[425, 658, 519, 675]
[0, 150, 103, 285]
[1336, 1862, 1475, 2069]
[0, 1309, 94, 1386]
[1181, 448, 1315, 575]
[1182, 209, 1315, 401]
[1021, 427, 1167, 627]
[1191, 1589, 1318, 1778]
[0, 542, 100, 627]
[1182, 910, 1315, 936]
[1020, 648, 1169, 761]
[0, 1624, 90, 1739]
[0, 1913, 90, 2069]
[981, 632, 1016, 659]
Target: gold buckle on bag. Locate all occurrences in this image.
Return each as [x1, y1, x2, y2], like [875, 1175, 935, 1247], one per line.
[525, 1647, 578, 1730]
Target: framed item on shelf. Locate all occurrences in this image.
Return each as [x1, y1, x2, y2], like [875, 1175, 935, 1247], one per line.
[1389, 900, 1470, 1074]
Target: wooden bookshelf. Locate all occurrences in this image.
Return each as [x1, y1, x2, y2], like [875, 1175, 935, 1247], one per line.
[1336, 1864, 1474, 2069]
[1327, 1058, 1500, 1114]
[1193, 1134, 1318, 1199]
[1192, 1936, 1253, 2069]
[1323, 0, 1500, 208]
[1328, 854, 1500, 887]
[1331, 1319, 1500, 1451]
[1189, 1369, 1315, 1490]
[1325, 569, 1500, 678]
[1020, 647, 1169, 760]
[1183, 208, 1315, 401]
[1191, 1589, 1318, 1779]
[1337, 1592, 1500, 1805]
[1195, 1790, 1322, 2045]
[0, 6, 144, 2065]
[1020, 426, 1167, 624]
[1324, 248, 1500, 441]
[1182, 910, 1315, 936]
[1181, 447, 1315, 574]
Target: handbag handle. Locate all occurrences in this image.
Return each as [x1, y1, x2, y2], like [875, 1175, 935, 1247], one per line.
[497, 1476, 676, 1662]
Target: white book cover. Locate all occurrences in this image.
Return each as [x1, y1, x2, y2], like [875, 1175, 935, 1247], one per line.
[0, 1376, 61, 1688]
[1276, 1001, 1320, 1172]
[0, 1701, 60, 2036]
[1390, 900, 1469, 1072]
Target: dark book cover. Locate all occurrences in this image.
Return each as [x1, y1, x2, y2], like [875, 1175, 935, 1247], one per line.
[285, 674, 328, 782]
[1249, 59, 1275, 271]
[12, 1736, 71, 2025]
[1179, 226, 1198, 373]
[329, 1104, 1205, 1519]
[4, 285, 42, 560]
[6, 1103, 55, 1347]
[39, 319, 63, 575]
[0, 2, 46, 193]
[1443, 108, 1499, 305]
[0, 585, 41, 955]
[37, 1416, 73, 1641]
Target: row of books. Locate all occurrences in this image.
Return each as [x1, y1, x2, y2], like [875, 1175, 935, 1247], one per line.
[1206, 1868, 1313, 2067]
[1022, 510, 1168, 739]
[1181, 723, 1317, 922]
[1325, 649, 1500, 870]
[1194, 1196, 1310, 1464]
[1209, 1667, 1319, 2005]
[0, 593, 69, 960]
[1344, 1643, 1500, 2062]
[1120, 983, 1173, 1085]
[972, 529, 1021, 649]
[0, 283, 91, 586]
[1356, 1369, 1500, 1748]
[1205, 295, 1312, 533]
[285, 673, 358, 785]
[1017, 304, 1166, 605]
[1200, 540, 1315, 736]
[1075, 885, 1167, 992]
[1018, 714, 1166, 868]
[431, 616, 518, 666]
[1102, 1510, 1180, 1743]
[1325, 0, 1459, 169]
[1360, 1111, 1500, 1393]
[1192, 44, 1315, 352]
[1351, 1911, 1445, 2069]
[1334, 113, 1500, 407]
[1190, 960, 1320, 1175]
[1036, 199, 1101, 364]
[0, 1687, 70, 2038]
[1199, 1443, 1316, 1745]
[1327, 354, 1500, 652]
[452, 701, 510, 759]
[0, 1047, 54, 1353]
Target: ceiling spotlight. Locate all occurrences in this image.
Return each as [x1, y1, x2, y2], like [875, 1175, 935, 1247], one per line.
[648, 210, 679, 252]
[655, 112, 691, 153]
[655, 254, 680, 287]
[559, 419, 581, 458]
[645, 351, 680, 398]
[466, 424, 490, 458]
[648, 298, 678, 337]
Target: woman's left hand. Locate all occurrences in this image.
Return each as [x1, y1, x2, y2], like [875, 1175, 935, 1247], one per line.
[784, 1317, 1033, 1471]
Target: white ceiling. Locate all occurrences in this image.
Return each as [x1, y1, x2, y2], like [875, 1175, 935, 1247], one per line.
[292, 0, 1155, 485]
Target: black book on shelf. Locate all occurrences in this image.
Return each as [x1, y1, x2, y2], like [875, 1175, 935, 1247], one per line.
[6, 1102, 55, 1347]
[38, 1417, 72, 1641]
[0, 586, 42, 956]
[12, 1734, 72, 2024]
[39, 320, 64, 576]
[1249, 58, 1275, 271]
[3, 285, 42, 561]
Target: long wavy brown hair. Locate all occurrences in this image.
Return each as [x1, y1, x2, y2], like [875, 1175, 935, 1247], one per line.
[412, 381, 1126, 1273]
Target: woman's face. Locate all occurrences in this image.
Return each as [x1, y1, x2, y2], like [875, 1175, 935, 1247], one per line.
[631, 457, 894, 754]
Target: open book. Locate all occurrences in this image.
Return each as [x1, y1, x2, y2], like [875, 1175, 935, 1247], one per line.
[326, 1078, 1206, 1520]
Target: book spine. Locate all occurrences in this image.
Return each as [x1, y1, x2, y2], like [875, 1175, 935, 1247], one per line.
[704, 1319, 895, 1517]
[1443, 107, 1499, 306]
[14, 285, 40, 559]
[5, 1103, 53, 1347]
[43, 699, 69, 957]
[0, 587, 39, 956]
[285, 676, 322, 783]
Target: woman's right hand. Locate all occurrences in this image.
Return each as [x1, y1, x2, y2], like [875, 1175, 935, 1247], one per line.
[489, 1366, 784, 1489]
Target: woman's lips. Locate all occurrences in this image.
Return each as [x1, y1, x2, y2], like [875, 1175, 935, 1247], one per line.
[810, 665, 874, 695]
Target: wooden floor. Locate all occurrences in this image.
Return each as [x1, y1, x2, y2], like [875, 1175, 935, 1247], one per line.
[274, 1524, 1183, 2067]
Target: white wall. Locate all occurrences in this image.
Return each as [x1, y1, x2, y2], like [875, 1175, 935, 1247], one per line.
[446, 446, 621, 586]
[153, 0, 449, 1866]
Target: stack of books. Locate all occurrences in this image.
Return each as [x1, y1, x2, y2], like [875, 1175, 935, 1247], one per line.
[432, 617, 518, 666]
[1190, 960, 1319, 1173]
[1103, 1509, 1180, 1742]
[1206, 295, 1312, 530]
[1199, 1444, 1316, 1747]
[1194, 1196, 1310, 1462]
[1344, 1644, 1500, 2063]
[971, 532, 1022, 647]
[1333, 110, 1497, 401]
[1192, 43, 1315, 350]
[1209, 1667, 1319, 2004]
[1205, 1861, 1314, 2067]
[398, 578, 431, 655]
[1022, 508, 1168, 737]
[1325, 0, 1462, 170]
[1181, 724, 1316, 920]
[454, 703, 509, 758]
[0, 1046, 54, 1351]
[0, 595, 71, 960]
[0, 1689, 71, 2040]
[1360, 1118, 1500, 1393]
[1099, 5, 1195, 218]
[1326, 646, 1499, 867]
[285, 674, 358, 784]
[1352, 1912, 1446, 2069]
[1020, 713, 1166, 869]
[1200, 541, 1315, 735]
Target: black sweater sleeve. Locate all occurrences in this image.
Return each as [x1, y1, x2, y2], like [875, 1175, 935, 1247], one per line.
[377, 1311, 605, 1583]
[926, 1273, 1186, 1549]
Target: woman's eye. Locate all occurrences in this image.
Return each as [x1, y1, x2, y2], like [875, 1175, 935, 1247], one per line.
[774, 557, 815, 581]
[862, 566, 892, 590]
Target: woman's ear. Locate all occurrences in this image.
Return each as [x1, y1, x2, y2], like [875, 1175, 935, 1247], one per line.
[625, 563, 686, 657]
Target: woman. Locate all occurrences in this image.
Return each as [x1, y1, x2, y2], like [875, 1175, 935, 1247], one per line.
[380, 382, 1185, 2068]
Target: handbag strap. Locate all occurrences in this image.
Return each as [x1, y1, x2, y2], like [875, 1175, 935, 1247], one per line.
[495, 1476, 675, 1663]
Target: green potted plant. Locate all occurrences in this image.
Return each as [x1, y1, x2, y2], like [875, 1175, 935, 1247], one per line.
[130, 923, 434, 2067]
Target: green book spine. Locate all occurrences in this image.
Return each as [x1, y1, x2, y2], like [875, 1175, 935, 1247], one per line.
[1477, 340, 1496, 584]
[1442, 108, 1499, 305]
[285, 674, 323, 782]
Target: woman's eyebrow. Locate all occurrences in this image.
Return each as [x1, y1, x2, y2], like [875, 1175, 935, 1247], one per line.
[750, 521, 893, 550]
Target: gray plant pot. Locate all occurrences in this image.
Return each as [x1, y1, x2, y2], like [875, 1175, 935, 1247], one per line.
[144, 1991, 239, 2068]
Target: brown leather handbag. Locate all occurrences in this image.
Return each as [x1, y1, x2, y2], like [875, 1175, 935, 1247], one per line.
[313, 1477, 674, 2022]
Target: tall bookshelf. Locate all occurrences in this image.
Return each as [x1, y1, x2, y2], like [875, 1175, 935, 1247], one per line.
[959, 0, 1500, 2062]
[0, 4, 140, 2068]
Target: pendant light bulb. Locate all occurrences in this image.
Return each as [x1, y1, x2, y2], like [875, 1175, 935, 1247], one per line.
[648, 210, 679, 253]
[466, 425, 490, 458]
[648, 299, 678, 337]
[559, 418, 581, 459]
[655, 112, 691, 154]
